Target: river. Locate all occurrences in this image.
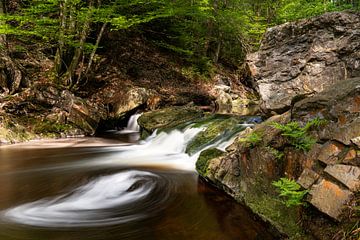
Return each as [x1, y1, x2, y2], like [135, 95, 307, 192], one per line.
[0, 115, 274, 240]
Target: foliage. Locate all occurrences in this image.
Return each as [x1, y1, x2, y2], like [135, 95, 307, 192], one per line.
[239, 131, 262, 147]
[276, 0, 359, 23]
[1, 0, 359, 84]
[272, 178, 308, 207]
[267, 146, 284, 161]
[271, 118, 326, 152]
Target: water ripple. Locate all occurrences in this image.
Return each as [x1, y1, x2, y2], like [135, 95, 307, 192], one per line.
[2, 170, 174, 227]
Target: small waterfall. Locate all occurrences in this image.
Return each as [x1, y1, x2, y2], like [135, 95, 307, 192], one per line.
[120, 113, 141, 133]
[1, 116, 258, 228]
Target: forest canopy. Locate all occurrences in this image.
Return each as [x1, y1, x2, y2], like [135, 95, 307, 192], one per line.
[0, 0, 359, 86]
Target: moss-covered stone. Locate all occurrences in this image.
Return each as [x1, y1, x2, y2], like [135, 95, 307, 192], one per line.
[138, 106, 204, 133]
[196, 148, 224, 176]
[186, 117, 241, 154]
[243, 193, 309, 240]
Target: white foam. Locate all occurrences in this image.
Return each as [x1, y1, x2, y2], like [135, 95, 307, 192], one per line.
[4, 170, 157, 227]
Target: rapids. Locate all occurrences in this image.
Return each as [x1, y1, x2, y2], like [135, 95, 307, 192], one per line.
[0, 114, 274, 240]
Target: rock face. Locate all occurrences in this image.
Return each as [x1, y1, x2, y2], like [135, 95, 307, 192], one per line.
[197, 78, 360, 239]
[247, 11, 360, 113]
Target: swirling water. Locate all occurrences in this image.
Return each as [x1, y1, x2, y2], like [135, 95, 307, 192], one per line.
[0, 116, 274, 240]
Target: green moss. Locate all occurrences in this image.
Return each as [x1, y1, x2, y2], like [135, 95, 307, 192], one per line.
[196, 148, 224, 176]
[138, 106, 204, 133]
[244, 193, 309, 240]
[239, 131, 263, 148]
[267, 146, 284, 161]
[186, 117, 241, 154]
[33, 120, 73, 134]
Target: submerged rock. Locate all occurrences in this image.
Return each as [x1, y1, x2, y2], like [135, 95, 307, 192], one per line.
[247, 11, 360, 113]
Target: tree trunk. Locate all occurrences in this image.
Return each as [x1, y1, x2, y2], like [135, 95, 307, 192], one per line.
[62, 0, 94, 86]
[85, 22, 107, 75]
[54, 0, 67, 78]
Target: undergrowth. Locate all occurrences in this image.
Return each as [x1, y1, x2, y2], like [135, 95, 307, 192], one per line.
[271, 118, 327, 152]
[272, 178, 308, 207]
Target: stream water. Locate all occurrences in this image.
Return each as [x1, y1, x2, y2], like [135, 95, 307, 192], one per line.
[0, 115, 274, 240]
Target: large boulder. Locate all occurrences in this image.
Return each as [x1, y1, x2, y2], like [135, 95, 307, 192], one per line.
[112, 87, 156, 117]
[247, 11, 360, 113]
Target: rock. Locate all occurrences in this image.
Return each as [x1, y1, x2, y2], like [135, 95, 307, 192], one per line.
[214, 84, 231, 93]
[113, 87, 154, 117]
[247, 12, 360, 113]
[196, 148, 224, 176]
[352, 136, 360, 148]
[138, 106, 204, 133]
[324, 164, 360, 191]
[341, 148, 358, 165]
[317, 141, 345, 165]
[0, 51, 23, 94]
[215, 89, 232, 114]
[231, 98, 260, 116]
[292, 78, 360, 122]
[297, 168, 320, 189]
[58, 90, 104, 135]
[333, 118, 360, 145]
[309, 179, 353, 221]
[186, 116, 241, 155]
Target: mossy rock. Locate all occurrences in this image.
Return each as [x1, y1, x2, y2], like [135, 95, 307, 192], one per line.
[186, 117, 242, 155]
[196, 148, 224, 176]
[138, 106, 204, 133]
[243, 193, 308, 240]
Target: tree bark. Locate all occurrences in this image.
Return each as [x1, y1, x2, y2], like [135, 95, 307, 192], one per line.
[62, 0, 94, 86]
[85, 22, 107, 75]
[54, 0, 67, 77]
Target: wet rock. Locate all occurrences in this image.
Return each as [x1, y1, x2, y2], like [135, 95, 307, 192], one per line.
[297, 168, 320, 189]
[247, 12, 360, 113]
[186, 116, 241, 155]
[309, 179, 353, 221]
[138, 106, 204, 133]
[196, 148, 225, 176]
[324, 164, 360, 191]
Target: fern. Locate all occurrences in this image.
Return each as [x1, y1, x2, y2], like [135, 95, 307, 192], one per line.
[272, 178, 308, 207]
[239, 132, 262, 147]
[271, 118, 326, 152]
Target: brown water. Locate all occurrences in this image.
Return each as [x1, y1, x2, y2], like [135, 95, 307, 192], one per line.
[0, 134, 274, 240]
